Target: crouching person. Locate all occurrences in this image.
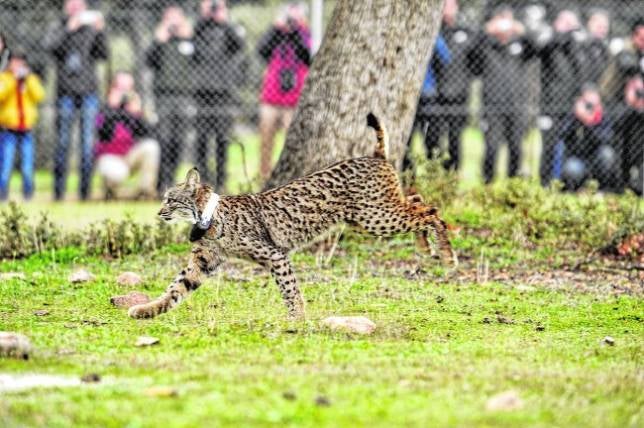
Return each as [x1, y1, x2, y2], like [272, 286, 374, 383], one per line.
[0, 49, 45, 201]
[555, 84, 620, 192]
[95, 72, 159, 200]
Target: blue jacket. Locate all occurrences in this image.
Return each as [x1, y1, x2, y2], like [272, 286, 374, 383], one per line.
[421, 34, 451, 97]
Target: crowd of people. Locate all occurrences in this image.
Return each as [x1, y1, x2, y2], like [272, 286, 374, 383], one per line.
[408, 0, 643, 195]
[0, 0, 641, 201]
[0, 0, 311, 201]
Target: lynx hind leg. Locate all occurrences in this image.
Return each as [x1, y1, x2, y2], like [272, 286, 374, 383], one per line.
[356, 196, 457, 267]
[407, 195, 457, 267]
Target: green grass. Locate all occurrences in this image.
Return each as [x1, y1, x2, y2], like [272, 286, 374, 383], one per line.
[1, 128, 642, 427]
[1, 230, 643, 427]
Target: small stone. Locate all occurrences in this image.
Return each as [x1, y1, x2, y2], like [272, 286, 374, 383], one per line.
[496, 314, 514, 324]
[0, 332, 32, 359]
[602, 336, 615, 346]
[0, 272, 26, 281]
[321, 316, 376, 335]
[33, 310, 50, 316]
[315, 395, 331, 407]
[110, 292, 151, 309]
[69, 269, 94, 284]
[144, 386, 178, 397]
[282, 391, 297, 401]
[485, 390, 524, 411]
[116, 272, 143, 287]
[80, 373, 101, 383]
[135, 336, 159, 347]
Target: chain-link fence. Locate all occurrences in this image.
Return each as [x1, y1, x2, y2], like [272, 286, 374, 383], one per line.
[0, 0, 642, 201]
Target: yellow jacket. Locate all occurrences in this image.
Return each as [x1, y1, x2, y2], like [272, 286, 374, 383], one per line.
[0, 71, 45, 131]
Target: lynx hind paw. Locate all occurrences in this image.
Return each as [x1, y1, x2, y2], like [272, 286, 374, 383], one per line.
[128, 303, 157, 319]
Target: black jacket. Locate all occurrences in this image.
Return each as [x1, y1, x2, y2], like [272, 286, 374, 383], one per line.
[467, 33, 533, 113]
[257, 26, 311, 66]
[578, 38, 610, 85]
[193, 19, 247, 94]
[533, 31, 586, 115]
[558, 114, 613, 163]
[44, 20, 108, 97]
[145, 36, 196, 96]
[97, 106, 150, 143]
[435, 24, 474, 104]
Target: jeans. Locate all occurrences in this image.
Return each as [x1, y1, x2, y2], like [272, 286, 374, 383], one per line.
[53, 94, 99, 200]
[155, 95, 193, 194]
[0, 130, 34, 200]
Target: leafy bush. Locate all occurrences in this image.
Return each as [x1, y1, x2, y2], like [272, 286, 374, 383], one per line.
[0, 202, 186, 260]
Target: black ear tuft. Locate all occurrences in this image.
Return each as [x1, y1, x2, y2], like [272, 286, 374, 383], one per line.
[366, 112, 379, 130]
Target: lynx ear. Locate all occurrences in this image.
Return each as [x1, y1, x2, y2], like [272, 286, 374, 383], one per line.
[185, 168, 200, 188]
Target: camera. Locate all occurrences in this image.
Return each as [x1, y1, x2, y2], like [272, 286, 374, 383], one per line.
[78, 10, 102, 26]
[119, 93, 130, 110]
[636, 88, 644, 100]
[584, 101, 595, 112]
[210, 1, 220, 14]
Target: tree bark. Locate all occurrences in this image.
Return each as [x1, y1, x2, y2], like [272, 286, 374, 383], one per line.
[265, 0, 445, 189]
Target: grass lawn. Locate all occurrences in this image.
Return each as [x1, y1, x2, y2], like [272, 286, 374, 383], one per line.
[0, 234, 642, 427]
[1, 129, 642, 427]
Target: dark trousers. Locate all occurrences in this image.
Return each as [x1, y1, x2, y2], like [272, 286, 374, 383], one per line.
[424, 105, 467, 170]
[53, 94, 99, 200]
[483, 113, 527, 184]
[403, 97, 467, 172]
[538, 113, 566, 186]
[195, 91, 233, 191]
[155, 95, 192, 193]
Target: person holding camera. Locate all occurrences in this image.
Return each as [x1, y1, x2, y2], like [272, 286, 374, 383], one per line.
[467, 4, 532, 183]
[555, 84, 620, 192]
[193, 0, 247, 192]
[44, 0, 108, 201]
[579, 9, 611, 86]
[410, 0, 472, 172]
[600, 18, 644, 108]
[257, 2, 311, 181]
[94, 72, 160, 200]
[0, 49, 45, 201]
[614, 75, 644, 195]
[531, 8, 586, 185]
[145, 4, 194, 194]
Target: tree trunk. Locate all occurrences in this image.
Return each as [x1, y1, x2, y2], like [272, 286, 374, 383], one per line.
[265, 0, 445, 189]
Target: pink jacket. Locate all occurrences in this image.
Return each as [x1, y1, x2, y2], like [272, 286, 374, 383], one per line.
[259, 25, 311, 107]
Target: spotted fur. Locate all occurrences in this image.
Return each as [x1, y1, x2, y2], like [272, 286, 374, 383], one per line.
[129, 114, 456, 320]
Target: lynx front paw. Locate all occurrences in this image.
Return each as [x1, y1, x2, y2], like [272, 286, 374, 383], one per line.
[128, 303, 156, 319]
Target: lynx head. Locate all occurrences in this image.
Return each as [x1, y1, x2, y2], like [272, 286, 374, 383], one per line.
[158, 168, 203, 224]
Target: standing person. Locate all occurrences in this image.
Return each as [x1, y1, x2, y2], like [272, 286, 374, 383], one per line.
[257, 3, 311, 181]
[532, 8, 586, 185]
[423, 0, 473, 171]
[95, 72, 160, 200]
[580, 9, 611, 85]
[615, 76, 644, 195]
[145, 4, 194, 194]
[0, 50, 45, 200]
[600, 18, 644, 108]
[44, 0, 108, 201]
[402, 34, 450, 173]
[193, 0, 247, 192]
[467, 5, 532, 183]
